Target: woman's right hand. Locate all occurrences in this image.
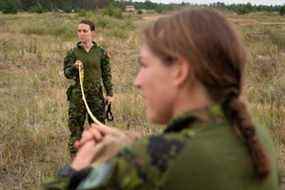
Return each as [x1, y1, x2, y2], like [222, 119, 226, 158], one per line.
[73, 124, 143, 166]
[72, 125, 132, 168]
[74, 124, 122, 150]
[74, 60, 82, 69]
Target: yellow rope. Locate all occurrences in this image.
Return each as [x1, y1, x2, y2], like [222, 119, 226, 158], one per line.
[78, 61, 105, 127]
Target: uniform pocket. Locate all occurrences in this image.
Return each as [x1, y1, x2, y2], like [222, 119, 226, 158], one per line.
[66, 85, 74, 101]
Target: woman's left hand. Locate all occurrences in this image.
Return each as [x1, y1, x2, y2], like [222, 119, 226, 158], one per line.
[105, 96, 113, 105]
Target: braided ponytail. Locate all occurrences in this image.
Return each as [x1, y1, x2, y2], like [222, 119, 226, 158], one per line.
[222, 97, 270, 179]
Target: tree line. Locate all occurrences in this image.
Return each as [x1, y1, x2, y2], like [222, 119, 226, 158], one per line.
[210, 2, 285, 15]
[0, 0, 110, 13]
[0, 0, 284, 16]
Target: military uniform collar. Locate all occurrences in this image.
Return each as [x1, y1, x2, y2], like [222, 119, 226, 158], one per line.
[76, 41, 98, 49]
[164, 104, 225, 134]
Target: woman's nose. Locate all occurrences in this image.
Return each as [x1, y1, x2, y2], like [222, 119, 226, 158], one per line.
[134, 73, 141, 89]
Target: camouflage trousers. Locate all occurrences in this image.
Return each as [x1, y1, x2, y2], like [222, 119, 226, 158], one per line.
[67, 85, 105, 157]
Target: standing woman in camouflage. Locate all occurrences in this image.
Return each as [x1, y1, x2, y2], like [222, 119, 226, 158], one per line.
[45, 9, 279, 189]
[64, 20, 113, 157]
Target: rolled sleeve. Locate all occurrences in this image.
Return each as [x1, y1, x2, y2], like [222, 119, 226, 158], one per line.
[64, 49, 78, 80]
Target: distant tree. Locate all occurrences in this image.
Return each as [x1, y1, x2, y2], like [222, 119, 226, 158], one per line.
[155, 6, 163, 13]
[216, 2, 225, 7]
[280, 5, 285, 16]
[0, 0, 18, 14]
[18, 0, 36, 10]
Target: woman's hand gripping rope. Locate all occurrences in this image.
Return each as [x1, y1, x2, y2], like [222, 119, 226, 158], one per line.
[72, 124, 143, 169]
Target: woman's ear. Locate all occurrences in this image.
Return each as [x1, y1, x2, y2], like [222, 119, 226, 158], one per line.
[173, 57, 191, 87]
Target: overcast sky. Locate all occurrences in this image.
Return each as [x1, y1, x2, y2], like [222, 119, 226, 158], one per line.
[134, 0, 285, 5]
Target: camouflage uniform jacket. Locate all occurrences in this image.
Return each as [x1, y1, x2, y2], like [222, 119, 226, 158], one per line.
[64, 41, 113, 96]
[43, 105, 279, 190]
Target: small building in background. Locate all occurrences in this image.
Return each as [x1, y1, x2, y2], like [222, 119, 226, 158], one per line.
[125, 5, 136, 12]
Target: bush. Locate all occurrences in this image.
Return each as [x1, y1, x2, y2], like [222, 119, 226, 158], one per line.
[137, 9, 143, 14]
[28, 4, 48, 13]
[96, 17, 109, 28]
[155, 7, 163, 13]
[1, 0, 17, 14]
[102, 4, 123, 19]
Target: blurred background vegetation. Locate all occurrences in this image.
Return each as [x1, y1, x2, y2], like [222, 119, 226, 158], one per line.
[0, 0, 285, 15]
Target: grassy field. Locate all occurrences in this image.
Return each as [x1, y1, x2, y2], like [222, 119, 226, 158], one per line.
[0, 9, 284, 189]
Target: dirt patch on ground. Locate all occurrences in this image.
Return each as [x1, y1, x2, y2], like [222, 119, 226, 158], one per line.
[229, 17, 285, 27]
[142, 14, 167, 21]
[229, 18, 257, 26]
[0, 63, 11, 70]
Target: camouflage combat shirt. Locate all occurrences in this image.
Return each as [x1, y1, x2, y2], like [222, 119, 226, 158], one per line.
[64, 41, 113, 96]
[43, 105, 279, 190]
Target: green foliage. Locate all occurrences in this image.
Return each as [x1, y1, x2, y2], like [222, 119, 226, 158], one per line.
[0, 0, 18, 14]
[95, 15, 135, 38]
[137, 9, 143, 14]
[211, 2, 283, 14]
[129, 0, 175, 13]
[280, 5, 285, 16]
[0, 0, 283, 15]
[102, 4, 123, 19]
[28, 4, 48, 13]
[96, 16, 109, 28]
[155, 6, 163, 13]
[226, 3, 253, 15]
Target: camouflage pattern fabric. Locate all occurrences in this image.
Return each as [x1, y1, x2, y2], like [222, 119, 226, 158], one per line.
[64, 42, 113, 155]
[43, 105, 279, 190]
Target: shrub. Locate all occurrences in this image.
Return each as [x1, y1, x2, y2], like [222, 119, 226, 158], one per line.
[137, 9, 143, 14]
[96, 16, 109, 28]
[102, 4, 123, 19]
[28, 4, 48, 13]
[1, 0, 17, 14]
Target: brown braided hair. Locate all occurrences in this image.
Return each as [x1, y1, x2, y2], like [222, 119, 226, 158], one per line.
[143, 8, 270, 179]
